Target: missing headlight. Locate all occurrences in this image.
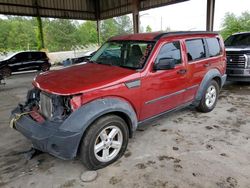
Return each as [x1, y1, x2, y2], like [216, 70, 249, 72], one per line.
[25, 88, 72, 122]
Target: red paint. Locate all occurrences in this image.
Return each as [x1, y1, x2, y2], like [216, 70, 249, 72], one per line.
[33, 32, 226, 121]
[33, 63, 136, 95]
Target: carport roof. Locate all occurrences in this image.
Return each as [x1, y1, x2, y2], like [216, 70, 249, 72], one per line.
[0, 0, 188, 20]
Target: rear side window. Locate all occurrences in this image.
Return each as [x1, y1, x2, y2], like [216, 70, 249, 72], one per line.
[186, 39, 206, 62]
[156, 41, 182, 64]
[206, 38, 221, 57]
[30, 52, 47, 60]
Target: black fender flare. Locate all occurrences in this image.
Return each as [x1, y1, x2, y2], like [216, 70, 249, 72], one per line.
[59, 97, 138, 156]
[192, 69, 223, 106]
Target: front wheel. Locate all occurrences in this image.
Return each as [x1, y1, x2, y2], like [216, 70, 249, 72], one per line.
[79, 115, 129, 170]
[0, 66, 12, 77]
[196, 80, 219, 113]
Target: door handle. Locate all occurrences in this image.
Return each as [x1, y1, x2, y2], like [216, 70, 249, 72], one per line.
[177, 69, 187, 75]
[204, 63, 211, 67]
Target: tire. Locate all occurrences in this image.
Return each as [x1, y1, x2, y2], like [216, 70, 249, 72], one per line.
[0, 66, 12, 77]
[40, 63, 50, 72]
[79, 115, 129, 170]
[196, 80, 219, 113]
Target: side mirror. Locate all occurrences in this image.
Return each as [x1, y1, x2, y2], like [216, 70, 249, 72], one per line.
[154, 58, 176, 70]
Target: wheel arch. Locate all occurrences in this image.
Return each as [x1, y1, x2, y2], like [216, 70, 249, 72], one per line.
[213, 76, 222, 88]
[193, 69, 222, 106]
[59, 97, 138, 158]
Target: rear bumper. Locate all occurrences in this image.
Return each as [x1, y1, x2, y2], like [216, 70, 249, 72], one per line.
[11, 107, 82, 160]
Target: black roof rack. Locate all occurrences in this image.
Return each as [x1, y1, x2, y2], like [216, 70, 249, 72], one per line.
[154, 31, 219, 40]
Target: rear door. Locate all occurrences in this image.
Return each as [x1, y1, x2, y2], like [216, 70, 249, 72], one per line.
[29, 52, 44, 69]
[140, 40, 188, 120]
[183, 38, 208, 102]
[19, 52, 33, 71]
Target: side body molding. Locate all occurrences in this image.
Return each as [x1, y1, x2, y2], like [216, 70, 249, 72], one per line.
[192, 69, 226, 106]
[60, 97, 138, 135]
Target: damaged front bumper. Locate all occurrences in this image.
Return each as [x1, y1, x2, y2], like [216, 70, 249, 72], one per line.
[11, 106, 82, 160]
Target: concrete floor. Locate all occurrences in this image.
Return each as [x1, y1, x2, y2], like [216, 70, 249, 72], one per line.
[0, 71, 250, 188]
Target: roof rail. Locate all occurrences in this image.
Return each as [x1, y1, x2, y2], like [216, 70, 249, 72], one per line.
[154, 31, 219, 40]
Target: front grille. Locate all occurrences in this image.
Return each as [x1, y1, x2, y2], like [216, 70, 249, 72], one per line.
[40, 92, 53, 119]
[226, 54, 246, 68]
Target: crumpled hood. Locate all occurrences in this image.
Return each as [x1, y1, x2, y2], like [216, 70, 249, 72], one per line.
[33, 63, 137, 95]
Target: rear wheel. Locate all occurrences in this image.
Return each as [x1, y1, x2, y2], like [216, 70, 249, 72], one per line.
[79, 115, 129, 170]
[0, 66, 12, 77]
[40, 63, 50, 72]
[196, 80, 219, 113]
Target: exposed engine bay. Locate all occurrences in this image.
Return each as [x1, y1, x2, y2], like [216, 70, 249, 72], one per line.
[23, 88, 72, 123]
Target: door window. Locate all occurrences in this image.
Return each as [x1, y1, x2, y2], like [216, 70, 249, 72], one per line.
[186, 39, 206, 62]
[156, 41, 182, 64]
[13, 53, 28, 62]
[206, 38, 221, 57]
[30, 52, 43, 60]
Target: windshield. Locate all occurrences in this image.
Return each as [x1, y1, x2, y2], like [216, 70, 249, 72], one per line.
[1, 52, 18, 61]
[225, 34, 250, 47]
[90, 41, 155, 69]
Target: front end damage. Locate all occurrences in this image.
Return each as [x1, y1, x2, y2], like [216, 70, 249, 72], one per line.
[10, 88, 82, 160]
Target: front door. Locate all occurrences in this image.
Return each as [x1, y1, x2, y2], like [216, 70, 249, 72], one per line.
[140, 40, 188, 120]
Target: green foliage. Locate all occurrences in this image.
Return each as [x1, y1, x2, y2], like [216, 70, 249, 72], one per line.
[0, 17, 37, 51]
[100, 16, 133, 42]
[43, 19, 78, 51]
[146, 25, 152, 32]
[36, 16, 44, 50]
[0, 15, 133, 52]
[75, 21, 98, 44]
[220, 11, 250, 39]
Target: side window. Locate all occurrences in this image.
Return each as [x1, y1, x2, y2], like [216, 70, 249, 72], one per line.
[186, 39, 206, 62]
[14, 53, 27, 62]
[206, 38, 221, 57]
[31, 52, 42, 60]
[22, 52, 31, 61]
[156, 41, 182, 64]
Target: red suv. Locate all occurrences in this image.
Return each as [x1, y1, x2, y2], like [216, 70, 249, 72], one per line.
[11, 31, 227, 170]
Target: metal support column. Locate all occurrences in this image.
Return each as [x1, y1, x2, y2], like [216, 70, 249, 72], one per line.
[132, 0, 140, 33]
[206, 0, 215, 31]
[97, 20, 101, 46]
[95, 0, 101, 45]
[37, 16, 45, 49]
[34, 0, 45, 49]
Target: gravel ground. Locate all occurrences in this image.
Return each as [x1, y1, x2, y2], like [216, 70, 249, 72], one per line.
[0, 71, 250, 188]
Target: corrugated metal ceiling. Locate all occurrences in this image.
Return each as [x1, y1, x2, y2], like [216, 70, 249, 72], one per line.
[0, 0, 188, 20]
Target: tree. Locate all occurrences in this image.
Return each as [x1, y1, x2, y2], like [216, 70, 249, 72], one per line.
[0, 15, 134, 52]
[74, 21, 98, 45]
[146, 25, 152, 32]
[5, 17, 37, 51]
[101, 15, 133, 42]
[43, 19, 78, 51]
[220, 11, 250, 39]
[116, 16, 133, 34]
[100, 19, 118, 42]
